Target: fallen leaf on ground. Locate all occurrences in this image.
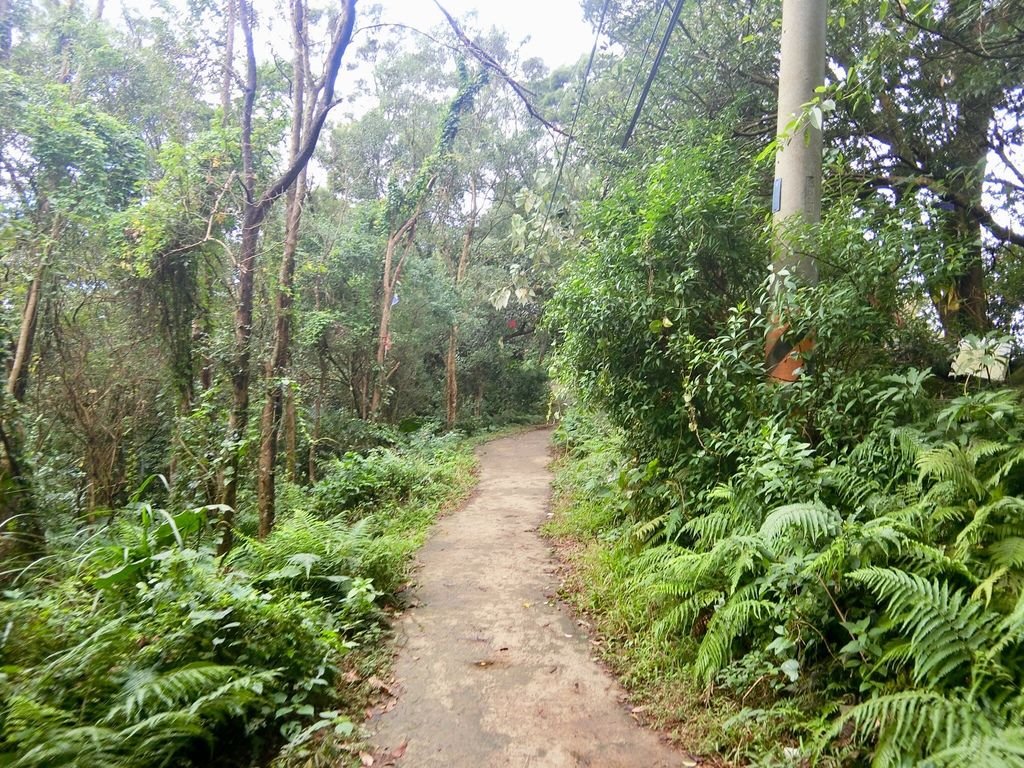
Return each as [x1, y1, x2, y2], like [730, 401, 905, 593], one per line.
[359, 752, 375, 766]
[391, 741, 408, 759]
[367, 675, 398, 696]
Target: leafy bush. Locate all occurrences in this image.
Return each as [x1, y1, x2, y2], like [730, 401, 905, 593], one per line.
[0, 542, 350, 768]
[1, 431, 477, 767]
[546, 131, 1024, 765]
[310, 449, 422, 517]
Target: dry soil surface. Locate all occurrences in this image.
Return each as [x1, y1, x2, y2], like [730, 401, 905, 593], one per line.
[369, 428, 682, 767]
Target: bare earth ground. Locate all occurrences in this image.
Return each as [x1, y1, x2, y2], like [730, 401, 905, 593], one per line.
[369, 428, 682, 767]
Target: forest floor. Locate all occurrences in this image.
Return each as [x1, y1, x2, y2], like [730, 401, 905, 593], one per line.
[367, 428, 682, 767]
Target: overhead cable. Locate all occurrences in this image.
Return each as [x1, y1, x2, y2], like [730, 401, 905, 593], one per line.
[620, 0, 686, 149]
[540, 0, 612, 233]
[622, 0, 669, 117]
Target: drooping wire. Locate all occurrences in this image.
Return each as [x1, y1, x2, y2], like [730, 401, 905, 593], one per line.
[622, 0, 669, 119]
[620, 0, 686, 149]
[539, 0, 612, 234]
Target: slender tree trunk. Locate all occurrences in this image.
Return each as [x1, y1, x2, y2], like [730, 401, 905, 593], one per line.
[7, 266, 43, 404]
[309, 346, 325, 483]
[935, 88, 993, 337]
[219, 212, 260, 552]
[220, 0, 236, 122]
[256, 169, 306, 537]
[256, 0, 310, 537]
[8, 216, 60, 403]
[219, 0, 356, 552]
[445, 324, 459, 429]
[1, 218, 58, 565]
[370, 221, 415, 419]
[283, 389, 297, 481]
[444, 187, 476, 430]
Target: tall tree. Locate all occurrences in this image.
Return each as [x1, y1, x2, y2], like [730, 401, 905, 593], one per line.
[256, 0, 325, 538]
[219, 0, 356, 550]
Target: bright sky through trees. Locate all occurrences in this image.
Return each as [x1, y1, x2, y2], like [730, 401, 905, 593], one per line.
[377, 0, 593, 66]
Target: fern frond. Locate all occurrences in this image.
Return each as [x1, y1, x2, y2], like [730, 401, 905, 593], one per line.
[631, 513, 667, 544]
[991, 444, 1024, 488]
[11, 724, 123, 768]
[824, 690, 985, 763]
[802, 532, 849, 578]
[897, 541, 975, 582]
[989, 591, 1024, 657]
[849, 567, 995, 686]
[679, 511, 734, 548]
[758, 502, 840, 547]
[118, 710, 209, 760]
[823, 464, 880, 512]
[653, 589, 722, 639]
[967, 438, 1009, 465]
[659, 535, 771, 594]
[925, 728, 1024, 768]
[693, 596, 773, 685]
[918, 444, 985, 502]
[956, 496, 1024, 558]
[109, 663, 247, 723]
[988, 537, 1024, 570]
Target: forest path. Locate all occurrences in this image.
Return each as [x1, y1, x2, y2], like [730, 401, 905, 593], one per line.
[368, 428, 681, 767]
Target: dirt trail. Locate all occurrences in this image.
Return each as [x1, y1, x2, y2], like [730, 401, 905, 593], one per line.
[370, 428, 681, 767]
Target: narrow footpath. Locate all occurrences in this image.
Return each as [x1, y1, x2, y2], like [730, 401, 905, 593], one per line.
[370, 428, 681, 767]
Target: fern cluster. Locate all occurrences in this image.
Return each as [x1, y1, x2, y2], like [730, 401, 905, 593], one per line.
[556, 383, 1024, 765]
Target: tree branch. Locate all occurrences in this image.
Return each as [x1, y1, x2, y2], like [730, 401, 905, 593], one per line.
[433, 1, 569, 138]
[255, 0, 357, 217]
[861, 173, 1024, 249]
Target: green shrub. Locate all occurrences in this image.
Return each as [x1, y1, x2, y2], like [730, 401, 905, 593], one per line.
[310, 449, 422, 517]
[546, 129, 1024, 765]
[1, 431, 477, 767]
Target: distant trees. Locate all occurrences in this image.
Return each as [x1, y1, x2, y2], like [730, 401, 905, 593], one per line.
[2, 1, 555, 554]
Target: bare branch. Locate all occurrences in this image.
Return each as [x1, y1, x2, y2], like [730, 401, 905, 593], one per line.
[255, 0, 357, 217]
[432, 1, 570, 139]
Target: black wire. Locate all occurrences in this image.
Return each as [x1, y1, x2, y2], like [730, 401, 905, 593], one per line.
[540, 0, 612, 233]
[620, 0, 686, 150]
[622, 0, 668, 117]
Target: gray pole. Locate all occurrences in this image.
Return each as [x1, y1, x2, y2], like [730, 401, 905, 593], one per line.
[772, 0, 826, 281]
[768, 0, 826, 380]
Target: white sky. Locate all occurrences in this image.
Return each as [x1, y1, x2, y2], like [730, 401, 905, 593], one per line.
[372, 0, 594, 68]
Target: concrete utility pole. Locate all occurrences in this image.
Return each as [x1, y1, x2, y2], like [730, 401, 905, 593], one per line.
[767, 0, 827, 381]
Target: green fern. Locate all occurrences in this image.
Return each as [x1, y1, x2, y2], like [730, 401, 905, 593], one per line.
[849, 567, 995, 687]
[693, 593, 773, 685]
[653, 589, 722, 639]
[108, 663, 273, 723]
[924, 728, 1024, 768]
[825, 690, 1014, 767]
[679, 510, 737, 548]
[919, 443, 987, 504]
[758, 502, 841, 546]
[987, 536, 1024, 568]
[7, 663, 274, 768]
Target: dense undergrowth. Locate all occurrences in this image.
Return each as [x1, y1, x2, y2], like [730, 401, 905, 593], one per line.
[0, 430, 476, 768]
[545, 132, 1024, 766]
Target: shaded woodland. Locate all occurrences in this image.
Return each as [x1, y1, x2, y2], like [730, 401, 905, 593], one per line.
[3, 0, 1024, 764]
